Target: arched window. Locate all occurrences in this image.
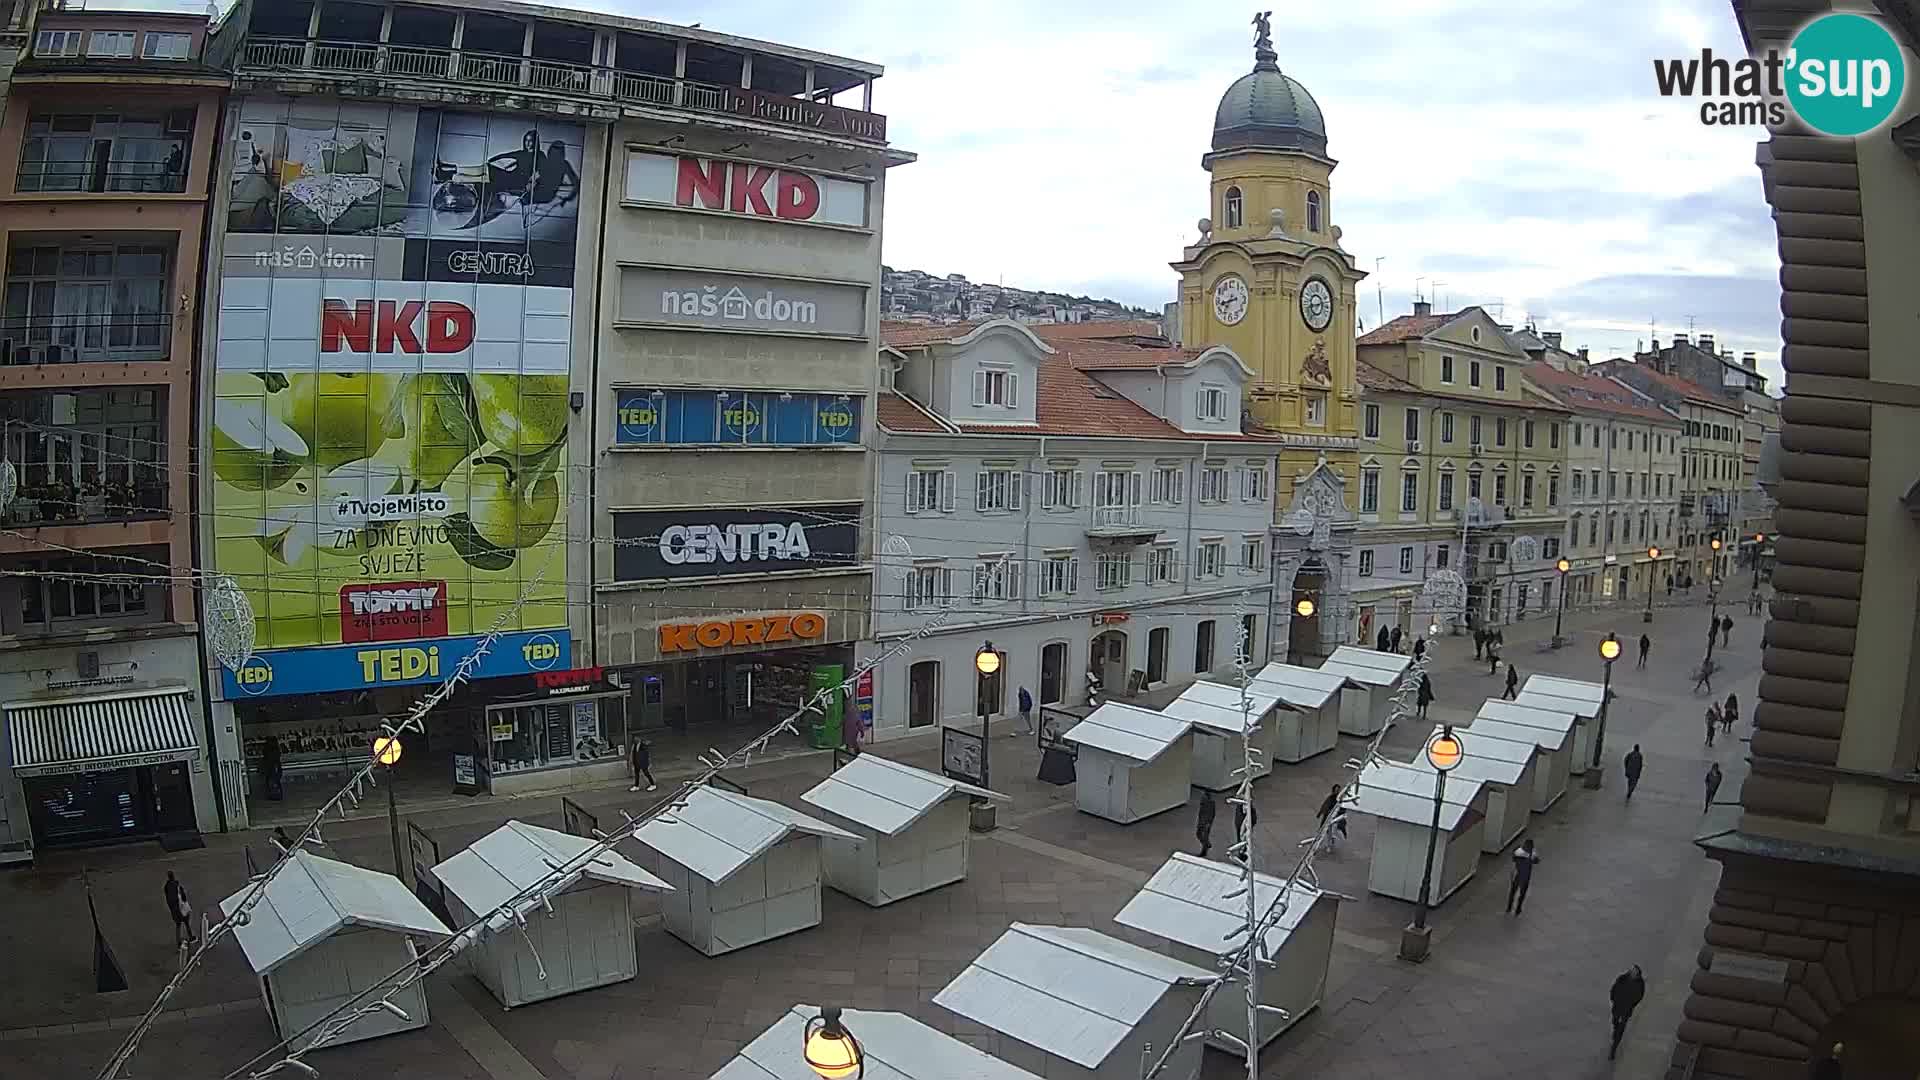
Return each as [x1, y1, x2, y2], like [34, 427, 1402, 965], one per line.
[1306, 190, 1323, 232]
[1224, 186, 1244, 229]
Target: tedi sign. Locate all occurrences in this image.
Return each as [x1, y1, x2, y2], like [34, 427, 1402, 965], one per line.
[624, 151, 869, 228]
[613, 503, 861, 582]
[1652, 13, 1906, 134]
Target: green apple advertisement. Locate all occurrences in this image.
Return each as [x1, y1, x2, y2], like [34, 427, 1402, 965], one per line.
[212, 98, 581, 692]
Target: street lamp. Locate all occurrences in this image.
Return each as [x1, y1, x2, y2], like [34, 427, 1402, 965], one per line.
[1751, 532, 1766, 606]
[372, 735, 404, 875]
[803, 1007, 864, 1079]
[1401, 726, 1463, 963]
[1644, 547, 1661, 624]
[1295, 597, 1316, 618]
[974, 642, 999, 790]
[1583, 635, 1621, 790]
[1552, 557, 1571, 647]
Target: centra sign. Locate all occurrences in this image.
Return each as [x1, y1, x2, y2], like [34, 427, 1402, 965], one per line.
[658, 612, 828, 654]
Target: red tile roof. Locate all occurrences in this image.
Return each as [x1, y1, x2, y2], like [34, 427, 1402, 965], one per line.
[1027, 319, 1166, 342]
[1590, 359, 1739, 412]
[1356, 310, 1463, 345]
[881, 318, 1168, 351]
[881, 320, 986, 347]
[1355, 361, 1418, 393]
[875, 390, 951, 433]
[1525, 362, 1678, 424]
[1051, 339, 1205, 371]
[1355, 360, 1572, 414]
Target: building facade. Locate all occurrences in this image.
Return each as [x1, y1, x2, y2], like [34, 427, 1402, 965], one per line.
[1668, 4, 1920, 1075]
[864, 320, 1277, 740]
[196, 0, 899, 826]
[0, 5, 226, 863]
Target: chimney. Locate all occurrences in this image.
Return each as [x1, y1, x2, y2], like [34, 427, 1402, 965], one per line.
[1413, 299, 1432, 317]
[1674, 333, 1689, 346]
[1698, 333, 1715, 353]
[1578, 346, 1590, 362]
[1543, 331, 1562, 349]
[1742, 351, 1757, 370]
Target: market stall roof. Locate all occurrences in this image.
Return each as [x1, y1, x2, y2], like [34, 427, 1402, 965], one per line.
[219, 850, 450, 976]
[632, 786, 856, 886]
[1401, 727, 1531, 788]
[1352, 760, 1480, 830]
[934, 923, 1212, 1070]
[1464, 715, 1568, 754]
[432, 820, 670, 915]
[1060, 702, 1192, 764]
[711, 1005, 1045, 1080]
[1318, 646, 1412, 688]
[1159, 679, 1291, 737]
[1516, 674, 1606, 719]
[1248, 662, 1351, 709]
[1476, 700, 1578, 744]
[1113, 852, 1326, 958]
[800, 754, 1006, 837]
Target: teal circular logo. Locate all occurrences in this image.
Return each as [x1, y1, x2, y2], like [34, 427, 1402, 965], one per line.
[1786, 13, 1906, 136]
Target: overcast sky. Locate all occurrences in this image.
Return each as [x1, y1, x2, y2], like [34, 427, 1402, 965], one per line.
[149, 0, 1783, 381]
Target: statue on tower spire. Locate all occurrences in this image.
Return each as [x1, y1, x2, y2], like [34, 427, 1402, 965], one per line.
[1251, 11, 1278, 70]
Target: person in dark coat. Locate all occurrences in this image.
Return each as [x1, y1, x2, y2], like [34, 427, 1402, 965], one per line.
[164, 870, 196, 948]
[1809, 1042, 1844, 1080]
[1706, 704, 1721, 746]
[1623, 744, 1645, 800]
[1488, 640, 1502, 675]
[1473, 628, 1487, 660]
[1195, 789, 1217, 858]
[1503, 662, 1520, 700]
[1721, 614, 1734, 647]
[1017, 686, 1034, 736]
[1417, 673, 1434, 721]
[1412, 636, 1426, 660]
[629, 739, 656, 792]
[1704, 762, 1724, 813]
[1377, 625, 1392, 653]
[1638, 633, 1651, 670]
[1608, 965, 1647, 1060]
[1315, 783, 1348, 846]
[1506, 836, 1539, 915]
[260, 735, 283, 801]
[1389, 625, 1404, 654]
[1723, 692, 1739, 735]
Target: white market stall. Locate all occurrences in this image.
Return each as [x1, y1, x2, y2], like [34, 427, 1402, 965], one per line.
[1474, 700, 1577, 808]
[1113, 852, 1337, 1055]
[432, 820, 671, 1008]
[1317, 647, 1412, 736]
[1515, 675, 1606, 775]
[1461, 714, 1567, 812]
[632, 785, 856, 957]
[1159, 679, 1290, 790]
[711, 1004, 1045, 1080]
[1353, 760, 1487, 905]
[1403, 726, 1538, 853]
[934, 922, 1212, 1080]
[799, 754, 1006, 907]
[1248, 662, 1347, 762]
[1060, 702, 1195, 824]
[219, 850, 450, 1052]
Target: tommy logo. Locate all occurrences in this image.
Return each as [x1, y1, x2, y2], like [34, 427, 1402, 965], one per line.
[339, 581, 449, 643]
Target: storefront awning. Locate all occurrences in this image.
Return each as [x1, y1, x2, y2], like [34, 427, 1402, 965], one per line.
[8, 686, 199, 778]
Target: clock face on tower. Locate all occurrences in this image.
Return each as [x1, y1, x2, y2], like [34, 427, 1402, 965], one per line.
[1300, 277, 1334, 332]
[1212, 275, 1249, 326]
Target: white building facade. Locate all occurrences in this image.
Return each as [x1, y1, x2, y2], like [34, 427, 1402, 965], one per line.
[861, 320, 1280, 742]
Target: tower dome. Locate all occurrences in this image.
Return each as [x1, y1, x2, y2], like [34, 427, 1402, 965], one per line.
[1212, 19, 1327, 155]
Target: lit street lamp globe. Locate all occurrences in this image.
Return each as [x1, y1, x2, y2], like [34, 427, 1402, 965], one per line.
[803, 1007, 863, 1079]
[1425, 727, 1464, 772]
[974, 643, 1000, 677]
[1648, 546, 1661, 560]
[1555, 558, 1571, 574]
[1295, 598, 1316, 618]
[1710, 537, 1723, 552]
[1599, 636, 1622, 662]
[373, 735, 403, 767]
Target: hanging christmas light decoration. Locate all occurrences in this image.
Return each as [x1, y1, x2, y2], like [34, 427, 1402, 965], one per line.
[0, 458, 16, 512]
[205, 574, 256, 673]
[1421, 568, 1467, 620]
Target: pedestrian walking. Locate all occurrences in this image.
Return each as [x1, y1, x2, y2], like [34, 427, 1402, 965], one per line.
[1017, 686, 1034, 736]
[260, 735, 284, 802]
[1624, 744, 1644, 800]
[1488, 643, 1502, 675]
[1638, 633, 1651, 670]
[1694, 655, 1716, 694]
[1723, 692, 1739, 735]
[1389, 625, 1404, 654]
[1503, 662, 1520, 700]
[1706, 703, 1721, 746]
[1195, 789, 1217, 858]
[1608, 965, 1647, 1060]
[1417, 673, 1434, 721]
[1473, 628, 1487, 660]
[1506, 836, 1539, 915]
[164, 870, 196, 948]
[1315, 783, 1349, 848]
[1721, 614, 1733, 647]
[1412, 636, 1426, 660]
[629, 738, 656, 792]
[1377, 625, 1392, 653]
[1810, 1042, 1843, 1080]
[1666, 575, 1674, 597]
[1704, 762, 1724, 813]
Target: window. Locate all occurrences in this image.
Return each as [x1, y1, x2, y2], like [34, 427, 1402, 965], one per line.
[1400, 471, 1418, 513]
[1199, 465, 1230, 503]
[1573, 424, 1583, 447]
[142, 32, 192, 60]
[975, 467, 1022, 512]
[1611, 428, 1619, 449]
[1441, 412, 1455, 443]
[1550, 423, 1560, 449]
[1522, 472, 1535, 506]
[1590, 469, 1600, 497]
[1147, 544, 1179, 585]
[35, 30, 82, 57]
[1469, 360, 1482, 387]
[1096, 552, 1132, 590]
[1197, 385, 1229, 421]
[1240, 463, 1270, 502]
[1548, 474, 1560, 506]
[1470, 415, 1483, 446]
[1093, 469, 1141, 519]
[906, 563, 954, 610]
[1495, 366, 1508, 392]
[1042, 467, 1081, 510]
[1606, 513, 1617, 543]
[1241, 534, 1266, 573]
[1239, 615, 1259, 663]
[1468, 467, 1483, 499]
[1440, 355, 1455, 383]
[88, 31, 136, 58]
[1488, 541, 1508, 562]
[1523, 419, 1535, 448]
[1572, 470, 1587, 501]
[1608, 472, 1618, 497]
[1438, 470, 1454, 511]
[972, 367, 1018, 408]
[1495, 417, 1508, 447]
[1304, 393, 1326, 426]
[1359, 467, 1380, 513]
[1494, 471, 1509, 504]
[1398, 546, 1414, 574]
[1625, 474, 1633, 498]
[1306, 190, 1323, 232]
[1589, 516, 1599, 545]
[1358, 549, 1375, 576]
[1568, 515, 1581, 550]
[973, 556, 1021, 603]
[1436, 544, 1451, 569]
[1195, 621, 1216, 673]
[19, 552, 155, 628]
[1363, 403, 1380, 439]
[5, 242, 174, 355]
[904, 468, 953, 514]
[1, 389, 168, 525]
[1039, 553, 1079, 597]
[1224, 186, 1244, 228]
[1196, 539, 1227, 579]
[1404, 408, 1420, 443]
[1150, 465, 1184, 505]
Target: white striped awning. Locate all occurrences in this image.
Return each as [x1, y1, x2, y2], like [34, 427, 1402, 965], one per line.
[8, 687, 200, 778]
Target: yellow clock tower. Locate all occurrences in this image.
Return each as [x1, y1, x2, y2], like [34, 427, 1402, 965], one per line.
[1172, 13, 1366, 660]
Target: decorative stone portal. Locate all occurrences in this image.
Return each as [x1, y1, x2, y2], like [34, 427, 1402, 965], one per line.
[1271, 458, 1354, 664]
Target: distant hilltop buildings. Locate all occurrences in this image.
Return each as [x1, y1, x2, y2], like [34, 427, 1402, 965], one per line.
[881, 266, 1158, 326]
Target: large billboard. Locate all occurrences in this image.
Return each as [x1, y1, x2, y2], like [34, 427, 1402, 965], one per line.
[611, 504, 861, 582]
[211, 98, 581, 698]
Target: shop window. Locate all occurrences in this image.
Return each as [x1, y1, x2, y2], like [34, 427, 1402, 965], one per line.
[488, 699, 617, 776]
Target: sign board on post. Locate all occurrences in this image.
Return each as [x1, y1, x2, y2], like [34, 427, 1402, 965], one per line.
[451, 752, 482, 795]
[405, 821, 451, 926]
[561, 796, 597, 839]
[941, 727, 985, 788]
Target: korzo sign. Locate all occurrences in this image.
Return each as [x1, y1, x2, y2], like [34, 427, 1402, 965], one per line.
[612, 503, 860, 582]
[624, 152, 870, 228]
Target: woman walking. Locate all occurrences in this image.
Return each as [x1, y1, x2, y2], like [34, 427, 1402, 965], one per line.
[1723, 692, 1740, 736]
[1417, 673, 1434, 721]
[1705, 703, 1721, 747]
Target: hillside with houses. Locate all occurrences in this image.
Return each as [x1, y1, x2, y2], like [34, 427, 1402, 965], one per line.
[881, 266, 1159, 327]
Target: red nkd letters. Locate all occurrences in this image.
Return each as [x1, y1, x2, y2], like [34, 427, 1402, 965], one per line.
[674, 157, 822, 221]
[321, 299, 476, 354]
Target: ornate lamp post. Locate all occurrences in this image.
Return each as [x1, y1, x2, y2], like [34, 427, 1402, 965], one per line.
[974, 642, 1000, 791]
[1644, 547, 1661, 624]
[1583, 635, 1621, 789]
[373, 735, 404, 875]
[1552, 557, 1571, 647]
[1400, 726, 1464, 963]
[1751, 531, 1766, 601]
[1702, 538, 1724, 677]
[803, 1007, 864, 1079]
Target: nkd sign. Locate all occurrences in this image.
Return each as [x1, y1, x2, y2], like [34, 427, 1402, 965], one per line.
[624, 151, 869, 229]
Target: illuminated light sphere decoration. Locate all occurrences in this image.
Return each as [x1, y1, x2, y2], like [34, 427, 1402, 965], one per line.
[974, 643, 1000, 677]
[1648, 546, 1661, 560]
[373, 735, 403, 767]
[803, 1007, 863, 1079]
[1425, 727, 1464, 772]
[205, 574, 257, 673]
[1422, 568, 1467, 620]
[1599, 635, 1622, 662]
[1295, 597, 1316, 618]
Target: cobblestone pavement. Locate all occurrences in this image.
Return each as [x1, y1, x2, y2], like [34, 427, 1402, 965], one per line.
[0, 596, 1758, 1080]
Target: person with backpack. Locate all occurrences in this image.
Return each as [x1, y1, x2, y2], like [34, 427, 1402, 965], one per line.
[1705, 703, 1721, 747]
[1720, 614, 1734, 647]
[164, 870, 196, 949]
[1315, 783, 1349, 849]
[1017, 686, 1034, 736]
[1506, 837, 1540, 915]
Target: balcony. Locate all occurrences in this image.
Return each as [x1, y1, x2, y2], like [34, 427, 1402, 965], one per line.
[17, 109, 196, 196]
[0, 386, 171, 529]
[1086, 505, 1160, 543]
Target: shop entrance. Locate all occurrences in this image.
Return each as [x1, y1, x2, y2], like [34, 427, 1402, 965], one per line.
[908, 659, 939, 728]
[1039, 642, 1066, 705]
[1089, 630, 1128, 699]
[1290, 560, 1325, 663]
[239, 687, 482, 825]
[628, 644, 854, 734]
[23, 760, 194, 848]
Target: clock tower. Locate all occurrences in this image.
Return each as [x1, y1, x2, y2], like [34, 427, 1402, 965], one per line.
[1171, 13, 1366, 662]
